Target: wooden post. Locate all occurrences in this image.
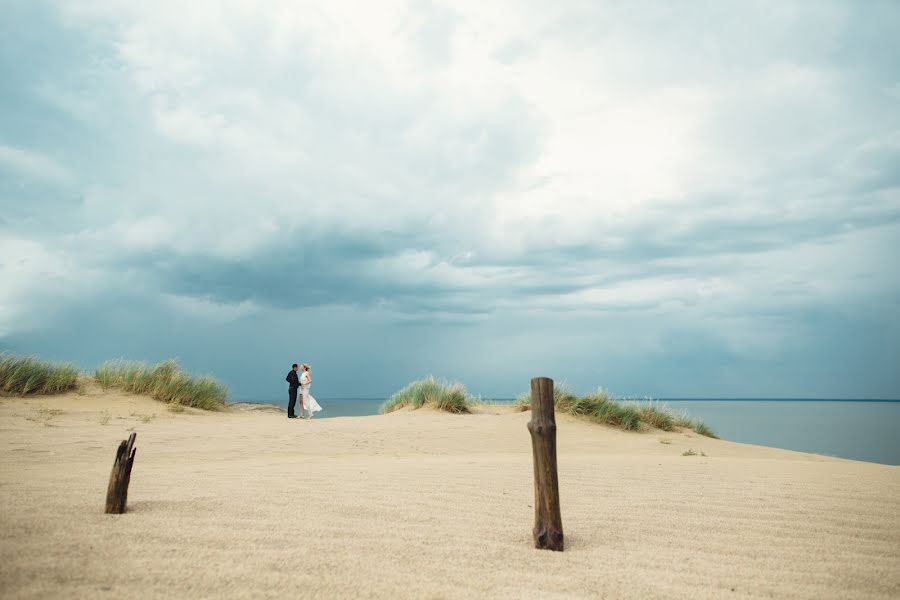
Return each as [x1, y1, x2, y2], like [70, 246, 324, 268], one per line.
[105, 432, 137, 514]
[527, 377, 564, 551]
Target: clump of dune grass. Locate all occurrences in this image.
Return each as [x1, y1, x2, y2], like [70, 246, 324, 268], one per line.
[380, 377, 472, 414]
[673, 412, 718, 439]
[517, 385, 716, 437]
[516, 385, 642, 430]
[583, 390, 643, 430]
[0, 353, 79, 396]
[95, 359, 227, 410]
[515, 384, 580, 412]
[634, 400, 675, 431]
[682, 448, 707, 457]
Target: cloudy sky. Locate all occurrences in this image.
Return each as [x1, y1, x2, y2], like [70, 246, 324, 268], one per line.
[1, 1, 898, 401]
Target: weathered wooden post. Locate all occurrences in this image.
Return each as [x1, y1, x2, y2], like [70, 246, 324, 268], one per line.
[105, 432, 137, 514]
[527, 377, 564, 551]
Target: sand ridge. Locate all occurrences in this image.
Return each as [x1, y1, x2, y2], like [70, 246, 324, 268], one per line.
[1, 389, 898, 599]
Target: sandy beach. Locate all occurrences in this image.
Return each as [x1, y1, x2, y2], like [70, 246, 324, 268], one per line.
[1, 385, 898, 599]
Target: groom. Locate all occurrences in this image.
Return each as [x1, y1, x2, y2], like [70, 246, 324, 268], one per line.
[285, 363, 304, 419]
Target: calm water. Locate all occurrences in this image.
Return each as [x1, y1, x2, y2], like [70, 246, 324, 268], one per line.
[665, 400, 900, 466]
[247, 397, 900, 466]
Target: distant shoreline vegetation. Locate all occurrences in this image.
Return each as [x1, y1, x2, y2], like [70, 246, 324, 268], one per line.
[380, 377, 716, 437]
[0, 353, 227, 410]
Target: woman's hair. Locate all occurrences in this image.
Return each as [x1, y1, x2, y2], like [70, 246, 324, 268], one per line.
[301, 363, 310, 371]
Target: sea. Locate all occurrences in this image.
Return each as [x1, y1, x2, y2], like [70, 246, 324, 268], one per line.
[243, 397, 900, 466]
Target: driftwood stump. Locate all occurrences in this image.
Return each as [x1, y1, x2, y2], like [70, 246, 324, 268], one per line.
[105, 432, 137, 514]
[527, 377, 564, 551]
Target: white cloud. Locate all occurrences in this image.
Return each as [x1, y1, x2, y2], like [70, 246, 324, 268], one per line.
[51, 1, 882, 242]
[18, 2, 890, 267]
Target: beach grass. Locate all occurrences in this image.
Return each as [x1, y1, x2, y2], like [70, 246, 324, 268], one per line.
[516, 384, 717, 437]
[672, 413, 718, 438]
[0, 354, 80, 396]
[682, 448, 707, 457]
[380, 377, 472, 414]
[95, 359, 227, 410]
[635, 401, 676, 431]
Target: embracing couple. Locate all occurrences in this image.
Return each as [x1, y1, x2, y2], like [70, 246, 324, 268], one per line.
[285, 363, 322, 419]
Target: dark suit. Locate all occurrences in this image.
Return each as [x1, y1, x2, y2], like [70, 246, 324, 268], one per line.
[286, 369, 301, 418]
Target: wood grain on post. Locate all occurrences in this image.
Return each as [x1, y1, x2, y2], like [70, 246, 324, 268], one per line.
[527, 377, 564, 551]
[105, 432, 137, 514]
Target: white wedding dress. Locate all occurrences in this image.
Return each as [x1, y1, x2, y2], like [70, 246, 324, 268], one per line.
[300, 372, 322, 417]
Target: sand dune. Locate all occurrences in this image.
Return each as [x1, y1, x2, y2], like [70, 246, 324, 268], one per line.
[1, 386, 898, 599]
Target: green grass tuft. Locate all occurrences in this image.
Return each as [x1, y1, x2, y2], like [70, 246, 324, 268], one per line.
[517, 385, 715, 437]
[95, 359, 227, 410]
[0, 353, 79, 396]
[634, 400, 675, 431]
[380, 377, 472, 414]
[515, 384, 582, 413]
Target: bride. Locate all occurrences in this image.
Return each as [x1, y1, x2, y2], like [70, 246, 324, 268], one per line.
[300, 363, 322, 419]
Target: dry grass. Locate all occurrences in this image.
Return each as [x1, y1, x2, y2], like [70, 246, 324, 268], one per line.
[0, 354, 79, 396]
[96, 359, 227, 410]
[682, 448, 707, 457]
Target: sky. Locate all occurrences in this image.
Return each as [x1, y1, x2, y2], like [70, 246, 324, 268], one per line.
[1, 0, 899, 401]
